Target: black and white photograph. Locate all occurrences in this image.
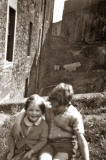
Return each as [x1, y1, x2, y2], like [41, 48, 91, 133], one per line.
[0, 0, 106, 160]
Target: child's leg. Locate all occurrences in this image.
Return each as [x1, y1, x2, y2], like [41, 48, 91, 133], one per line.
[51, 139, 78, 160]
[54, 152, 68, 160]
[12, 153, 37, 160]
[40, 153, 52, 160]
[39, 144, 54, 160]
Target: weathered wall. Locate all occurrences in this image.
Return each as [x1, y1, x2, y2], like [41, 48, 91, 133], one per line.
[0, 0, 55, 102]
[0, 0, 13, 102]
[10, 0, 36, 101]
[0, 0, 7, 62]
[52, 21, 62, 36]
[61, 0, 106, 67]
[61, 0, 106, 43]
[0, 0, 36, 102]
[34, 0, 54, 94]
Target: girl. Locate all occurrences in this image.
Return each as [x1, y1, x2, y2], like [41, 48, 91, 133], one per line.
[7, 94, 49, 160]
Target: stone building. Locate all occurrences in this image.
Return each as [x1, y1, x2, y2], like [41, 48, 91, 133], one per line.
[62, 0, 106, 43]
[61, 0, 106, 66]
[0, 0, 54, 102]
[38, 0, 106, 95]
[52, 21, 62, 36]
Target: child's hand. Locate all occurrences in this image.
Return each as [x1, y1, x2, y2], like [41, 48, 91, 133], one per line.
[14, 110, 25, 140]
[24, 150, 34, 159]
[7, 152, 14, 160]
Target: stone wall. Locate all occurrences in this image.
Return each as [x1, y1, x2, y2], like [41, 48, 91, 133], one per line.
[61, 0, 106, 43]
[35, 0, 54, 94]
[61, 0, 106, 68]
[0, 0, 55, 102]
[52, 21, 62, 36]
[0, 0, 7, 62]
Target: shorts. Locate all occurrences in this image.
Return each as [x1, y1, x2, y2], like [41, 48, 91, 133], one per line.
[40, 138, 78, 159]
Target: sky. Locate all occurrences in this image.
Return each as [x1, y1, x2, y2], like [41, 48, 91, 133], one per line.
[53, 0, 66, 23]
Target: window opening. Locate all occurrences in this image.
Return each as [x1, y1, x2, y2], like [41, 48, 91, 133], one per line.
[24, 78, 29, 97]
[6, 7, 16, 61]
[27, 22, 33, 56]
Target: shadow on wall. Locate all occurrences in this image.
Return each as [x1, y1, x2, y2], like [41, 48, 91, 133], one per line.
[27, 23, 53, 96]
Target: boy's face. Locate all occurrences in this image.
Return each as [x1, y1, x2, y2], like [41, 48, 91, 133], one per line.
[26, 100, 42, 123]
[51, 100, 66, 115]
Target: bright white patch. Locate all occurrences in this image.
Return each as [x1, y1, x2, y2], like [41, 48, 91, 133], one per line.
[53, 0, 66, 23]
[64, 62, 81, 71]
[0, 113, 10, 126]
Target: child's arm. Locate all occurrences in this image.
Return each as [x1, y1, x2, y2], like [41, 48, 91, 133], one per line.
[7, 127, 16, 160]
[77, 133, 89, 160]
[70, 110, 89, 160]
[24, 122, 48, 159]
[32, 122, 48, 152]
[14, 108, 25, 139]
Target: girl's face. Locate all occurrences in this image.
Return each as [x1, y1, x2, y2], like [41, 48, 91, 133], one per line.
[26, 100, 42, 123]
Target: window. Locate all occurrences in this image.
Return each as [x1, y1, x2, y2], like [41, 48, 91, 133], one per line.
[24, 78, 29, 97]
[27, 22, 33, 56]
[6, 7, 16, 61]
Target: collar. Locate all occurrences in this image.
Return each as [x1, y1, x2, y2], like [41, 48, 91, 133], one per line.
[24, 115, 45, 127]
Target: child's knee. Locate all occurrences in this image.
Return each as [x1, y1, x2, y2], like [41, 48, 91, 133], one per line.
[54, 152, 68, 160]
[39, 153, 52, 160]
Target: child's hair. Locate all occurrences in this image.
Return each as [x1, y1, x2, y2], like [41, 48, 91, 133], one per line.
[25, 94, 51, 114]
[48, 83, 74, 106]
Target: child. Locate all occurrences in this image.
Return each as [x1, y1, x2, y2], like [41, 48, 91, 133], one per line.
[39, 83, 89, 160]
[14, 83, 89, 160]
[7, 94, 49, 160]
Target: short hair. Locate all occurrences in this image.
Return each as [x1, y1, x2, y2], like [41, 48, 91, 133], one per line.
[49, 83, 74, 106]
[25, 94, 50, 114]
